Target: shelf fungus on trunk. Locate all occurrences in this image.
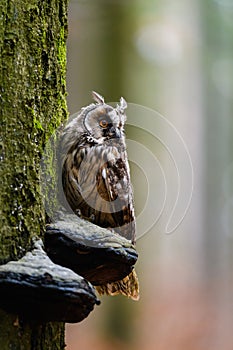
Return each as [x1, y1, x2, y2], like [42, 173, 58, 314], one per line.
[0, 240, 99, 323]
[45, 212, 138, 297]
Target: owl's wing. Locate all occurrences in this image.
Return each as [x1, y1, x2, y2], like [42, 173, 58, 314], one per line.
[96, 156, 136, 243]
[62, 145, 136, 243]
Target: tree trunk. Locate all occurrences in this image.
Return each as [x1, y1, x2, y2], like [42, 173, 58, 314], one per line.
[0, 0, 68, 348]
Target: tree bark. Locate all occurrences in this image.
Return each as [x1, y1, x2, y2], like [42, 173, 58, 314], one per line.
[0, 0, 68, 348]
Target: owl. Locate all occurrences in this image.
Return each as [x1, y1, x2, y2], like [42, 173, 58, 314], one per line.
[61, 91, 139, 300]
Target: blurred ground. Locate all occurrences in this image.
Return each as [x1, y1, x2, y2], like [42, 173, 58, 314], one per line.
[66, 257, 233, 350]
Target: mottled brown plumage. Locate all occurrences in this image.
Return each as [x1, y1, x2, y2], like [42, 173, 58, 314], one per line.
[61, 92, 139, 300]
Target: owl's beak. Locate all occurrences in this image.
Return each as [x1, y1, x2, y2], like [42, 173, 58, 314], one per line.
[108, 126, 121, 139]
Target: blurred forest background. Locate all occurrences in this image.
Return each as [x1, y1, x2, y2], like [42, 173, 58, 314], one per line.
[65, 0, 233, 349]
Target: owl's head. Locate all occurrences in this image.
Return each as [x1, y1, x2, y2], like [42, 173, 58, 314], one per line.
[62, 92, 128, 152]
[80, 91, 127, 142]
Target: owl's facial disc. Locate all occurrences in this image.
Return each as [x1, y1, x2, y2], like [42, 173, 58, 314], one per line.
[100, 122, 121, 140]
[84, 105, 123, 141]
[99, 109, 122, 140]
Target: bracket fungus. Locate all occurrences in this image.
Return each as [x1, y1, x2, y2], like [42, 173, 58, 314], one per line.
[0, 240, 99, 323]
[45, 212, 138, 286]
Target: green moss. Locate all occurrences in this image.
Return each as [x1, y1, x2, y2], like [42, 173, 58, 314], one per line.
[0, 309, 65, 349]
[33, 116, 44, 131]
[0, 0, 68, 263]
[40, 132, 60, 220]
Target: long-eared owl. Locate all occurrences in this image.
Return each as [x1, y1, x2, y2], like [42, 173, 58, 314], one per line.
[61, 91, 139, 300]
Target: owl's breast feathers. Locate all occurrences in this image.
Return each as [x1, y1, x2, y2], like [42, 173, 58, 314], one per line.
[62, 141, 135, 243]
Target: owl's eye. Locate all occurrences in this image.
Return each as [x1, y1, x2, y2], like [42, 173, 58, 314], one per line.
[99, 119, 108, 128]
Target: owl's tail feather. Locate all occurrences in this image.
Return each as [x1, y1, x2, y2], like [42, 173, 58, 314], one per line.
[95, 269, 139, 301]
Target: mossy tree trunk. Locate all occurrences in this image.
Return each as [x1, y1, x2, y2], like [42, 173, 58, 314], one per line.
[0, 0, 68, 348]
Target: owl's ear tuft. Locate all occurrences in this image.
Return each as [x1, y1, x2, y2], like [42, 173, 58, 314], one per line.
[92, 91, 105, 104]
[119, 97, 127, 111]
[116, 97, 127, 115]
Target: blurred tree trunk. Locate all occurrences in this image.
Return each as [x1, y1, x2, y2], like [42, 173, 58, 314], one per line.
[67, 1, 138, 343]
[202, 0, 233, 276]
[0, 0, 68, 348]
